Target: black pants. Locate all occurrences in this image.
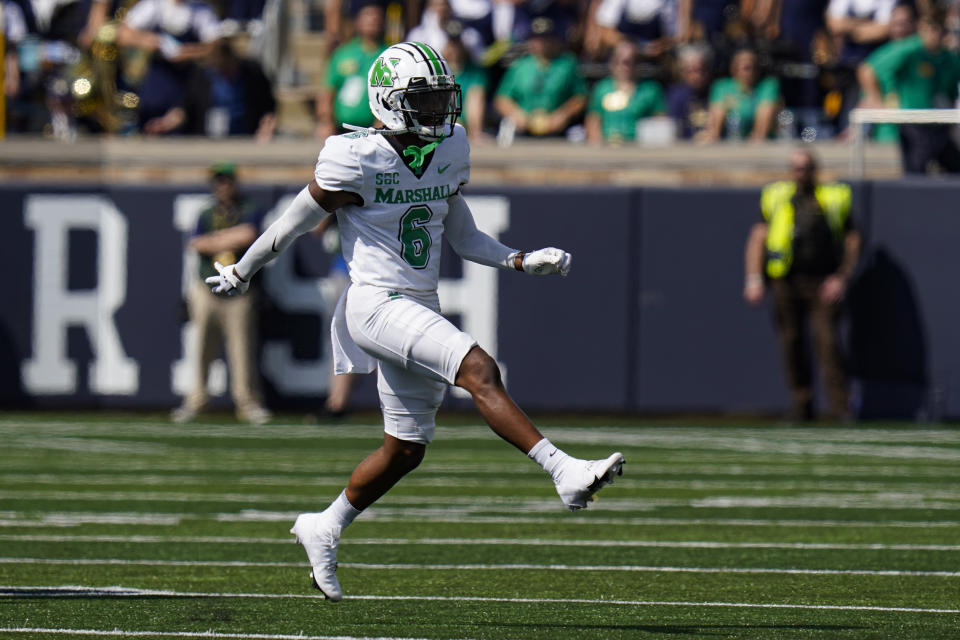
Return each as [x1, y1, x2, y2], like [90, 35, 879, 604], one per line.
[771, 275, 849, 420]
[898, 124, 960, 175]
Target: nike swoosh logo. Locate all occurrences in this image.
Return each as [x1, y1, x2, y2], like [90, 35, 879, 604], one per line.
[548, 449, 557, 457]
[437, 163, 452, 174]
[271, 235, 279, 252]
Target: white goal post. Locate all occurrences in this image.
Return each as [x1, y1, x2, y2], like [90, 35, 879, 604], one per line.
[849, 108, 960, 178]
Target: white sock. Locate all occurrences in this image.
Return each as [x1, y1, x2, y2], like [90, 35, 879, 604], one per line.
[322, 490, 363, 529]
[528, 438, 571, 482]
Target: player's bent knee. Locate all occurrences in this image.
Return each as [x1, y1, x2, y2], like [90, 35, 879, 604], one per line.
[455, 346, 503, 395]
[385, 438, 426, 473]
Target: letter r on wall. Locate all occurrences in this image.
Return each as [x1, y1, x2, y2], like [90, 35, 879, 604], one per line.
[22, 195, 139, 395]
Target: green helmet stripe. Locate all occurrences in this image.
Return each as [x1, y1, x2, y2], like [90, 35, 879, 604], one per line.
[411, 41, 443, 75]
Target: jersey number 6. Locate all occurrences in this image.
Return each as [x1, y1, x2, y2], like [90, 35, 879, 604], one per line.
[399, 205, 433, 269]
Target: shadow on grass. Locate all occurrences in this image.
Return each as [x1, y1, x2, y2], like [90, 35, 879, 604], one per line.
[473, 622, 868, 636]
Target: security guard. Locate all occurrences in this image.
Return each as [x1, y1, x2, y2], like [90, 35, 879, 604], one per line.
[744, 149, 861, 421]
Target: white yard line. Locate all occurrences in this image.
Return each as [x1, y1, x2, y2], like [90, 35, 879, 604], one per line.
[2, 533, 958, 551]
[1, 585, 958, 614]
[3, 511, 960, 529]
[1, 557, 957, 577]
[0, 627, 448, 640]
[4, 419, 960, 444]
[346, 538, 960, 551]
[5, 490, 960, 511]
[6, 459, 960, 480]
[6, 472, 960, 493]
[222, 510, 960, 528]
[5, 422, 960, 459]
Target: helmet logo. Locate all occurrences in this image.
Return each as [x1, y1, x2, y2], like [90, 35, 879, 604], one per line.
[370, 57, 401, 87]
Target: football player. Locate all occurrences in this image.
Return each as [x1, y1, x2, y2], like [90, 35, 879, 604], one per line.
[207, 41, 625, 602]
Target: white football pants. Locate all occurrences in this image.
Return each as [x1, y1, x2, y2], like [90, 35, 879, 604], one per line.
[344, 283, 477, 444]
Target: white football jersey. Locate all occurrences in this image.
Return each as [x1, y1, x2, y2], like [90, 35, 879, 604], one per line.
[314, 124, 470, 293]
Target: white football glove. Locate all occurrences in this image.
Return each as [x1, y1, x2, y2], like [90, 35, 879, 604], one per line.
[517, 248, 572, 276]
[205, 262, 249, 296]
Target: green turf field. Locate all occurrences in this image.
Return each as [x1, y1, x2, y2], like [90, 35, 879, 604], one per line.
[0, 413, 958, 639]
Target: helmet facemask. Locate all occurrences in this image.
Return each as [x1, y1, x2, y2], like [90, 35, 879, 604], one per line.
[393, 76, 462, 140]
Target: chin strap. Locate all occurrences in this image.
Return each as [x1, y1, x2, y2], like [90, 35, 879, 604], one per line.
[402, 135, 445, 172]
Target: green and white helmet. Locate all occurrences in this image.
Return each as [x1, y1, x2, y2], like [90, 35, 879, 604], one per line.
[367, 41, 462, 140]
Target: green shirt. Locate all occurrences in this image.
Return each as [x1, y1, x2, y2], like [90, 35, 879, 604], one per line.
[867, 34, 960, 110]
[194, 198, 260, 282]
[708, 76, 780, 138]
[588, 77, 666, 142]
[866, 45, 901, 143]
[452, 63, 488, 131]
[325, 38, 384, 128]
[496, 52, 587, 114]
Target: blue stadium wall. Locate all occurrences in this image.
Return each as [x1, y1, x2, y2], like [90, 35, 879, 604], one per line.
[0, 180, 953, 419]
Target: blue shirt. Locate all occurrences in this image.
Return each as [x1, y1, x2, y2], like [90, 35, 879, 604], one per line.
[208, 70, 248, 135]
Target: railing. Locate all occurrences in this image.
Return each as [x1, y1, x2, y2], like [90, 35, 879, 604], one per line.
[850, 108, 960, 178]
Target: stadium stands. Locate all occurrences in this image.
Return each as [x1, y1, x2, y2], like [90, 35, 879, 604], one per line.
[2, 0, 955, 150]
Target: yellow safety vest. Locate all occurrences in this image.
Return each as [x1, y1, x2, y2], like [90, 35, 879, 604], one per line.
[760, 180, 852, 279]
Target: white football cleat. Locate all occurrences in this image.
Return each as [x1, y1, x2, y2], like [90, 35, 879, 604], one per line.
[554, 452, 625, 511]
[290, 512, 343, 601]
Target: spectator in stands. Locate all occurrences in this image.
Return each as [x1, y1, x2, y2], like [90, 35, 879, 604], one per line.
[223, 0, 267, 28]
[749, 0, 829, 54]
[8, 0, 116, 136]
[744, 148, 860, 422]
[73, 0, 143, 135]
[857, 2, 915, 143]
[446, 0, 496, 52]
[16, 0, 92, 42]
[2, 0, 27, 102]
[182, 38, 276, 140]
[749, 0, 829, 130]
[494, 16, 587, 138]
[442, 33, 489, 140]
[315, 2, 384, 141]
[407, 0, 485, 61]
[77, 0, 111, 49]
[858, 7, 960, 174]
[667, 41, 712, 139]
[172, 162, 272, 425]
[825, 0, 897, 129]
[117, 0, 222, 135]
[323, 0, 380, 49]
[888, 1, 916, 41]
[586, 40, 666, 143]
[946, 2, 960, 50]
[586, 0, 676, 61]
[676, 0, 746, 48]
[702, 46, 780, 141]
[826, 0, 897, 65]
[490, 0, 579, 46]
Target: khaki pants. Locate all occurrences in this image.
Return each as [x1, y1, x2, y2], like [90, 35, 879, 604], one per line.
[183, 281, 263, 415]
[771, 275, 849, 419]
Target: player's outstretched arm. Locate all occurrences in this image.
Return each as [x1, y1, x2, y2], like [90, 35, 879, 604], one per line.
[206, 183, 332, 295]
[444, 194, 572, 276]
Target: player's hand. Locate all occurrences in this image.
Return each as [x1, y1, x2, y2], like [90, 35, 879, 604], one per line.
[205, 262, 249, 296]
[522, 248, 572, 276]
